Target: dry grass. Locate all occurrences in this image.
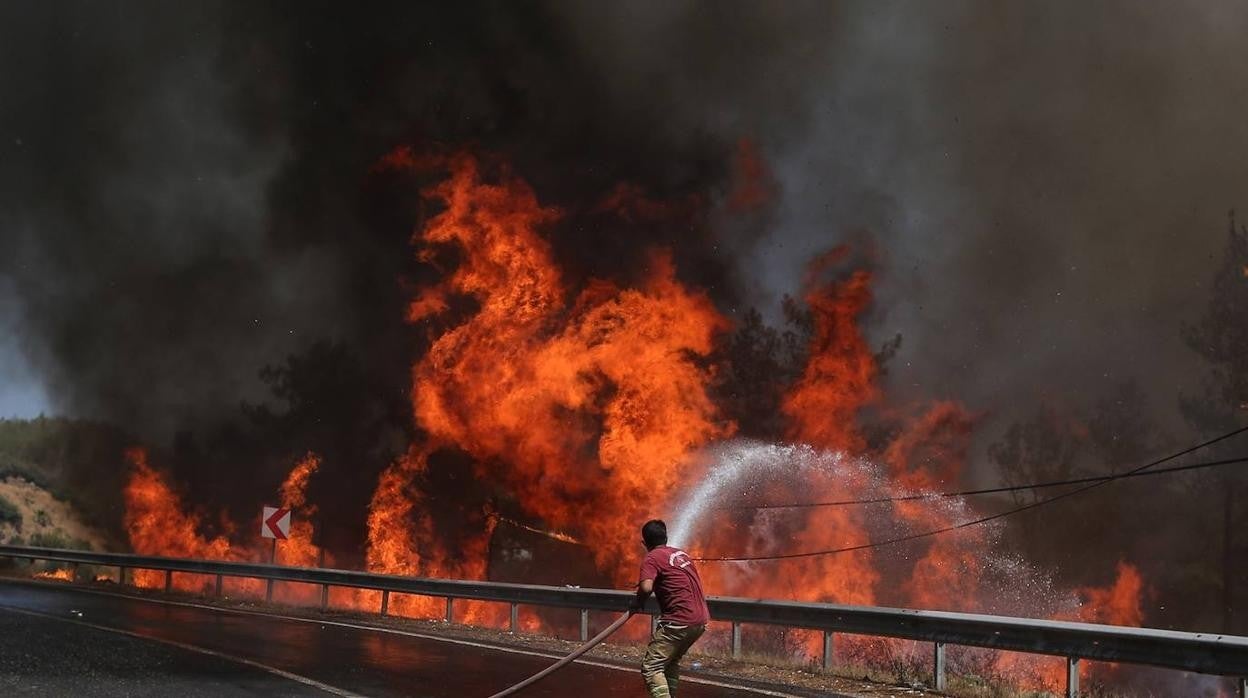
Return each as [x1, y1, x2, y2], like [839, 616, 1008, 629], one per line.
[0, 476, 105, 550]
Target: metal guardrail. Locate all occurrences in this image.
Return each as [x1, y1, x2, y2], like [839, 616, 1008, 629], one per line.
[1, 544, 1245, 697]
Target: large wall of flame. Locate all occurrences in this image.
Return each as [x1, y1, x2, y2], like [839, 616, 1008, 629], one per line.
[366, 153, 729, 588]
[357, 152, 1141, 631]
[114, 149, 1152, 688]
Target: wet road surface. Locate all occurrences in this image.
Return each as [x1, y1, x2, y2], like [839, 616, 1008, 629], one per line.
[0, 598, 335, 696]
[0, 580, 772, 697]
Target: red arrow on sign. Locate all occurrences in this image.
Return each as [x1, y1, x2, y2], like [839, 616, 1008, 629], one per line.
[262, 506, 290, 540]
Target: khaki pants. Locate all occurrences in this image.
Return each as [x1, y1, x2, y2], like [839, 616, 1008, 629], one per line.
[641, 621, 706, 698]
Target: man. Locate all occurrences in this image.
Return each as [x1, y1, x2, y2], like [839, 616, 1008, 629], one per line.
[630, 519, 709, 698]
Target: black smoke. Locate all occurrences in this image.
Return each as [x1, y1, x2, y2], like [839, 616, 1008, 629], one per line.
[3, 2, 1248, 563]
[0, 1, 777, 437]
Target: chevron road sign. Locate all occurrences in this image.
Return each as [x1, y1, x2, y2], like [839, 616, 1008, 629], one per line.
[261, 506, 291, 540]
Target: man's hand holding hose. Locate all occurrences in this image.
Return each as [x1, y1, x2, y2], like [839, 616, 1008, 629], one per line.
[631, 578, 654, 613]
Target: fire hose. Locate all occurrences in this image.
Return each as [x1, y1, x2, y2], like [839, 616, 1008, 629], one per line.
[486, 611, 636, 697]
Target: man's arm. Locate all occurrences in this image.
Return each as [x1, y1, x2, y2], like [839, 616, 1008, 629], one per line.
[630, 578, 654, 612]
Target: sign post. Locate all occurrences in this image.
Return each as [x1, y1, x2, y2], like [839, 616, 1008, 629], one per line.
[261, 506, 291, 564]
[261, 505, 290, 602]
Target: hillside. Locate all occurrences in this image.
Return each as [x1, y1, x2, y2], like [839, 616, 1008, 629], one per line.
[0, 416, 131, 550]
[0, 476, 105, 550]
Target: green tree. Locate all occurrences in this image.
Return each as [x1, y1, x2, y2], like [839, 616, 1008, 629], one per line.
[715, 308, 794, 439]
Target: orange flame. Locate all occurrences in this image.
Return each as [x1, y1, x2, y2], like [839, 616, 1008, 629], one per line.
[1067, 562, 1147, 686]
[698, 249, 886, 612]
[994, 562, 1148, 691]
[365, 151, 1146, 654]
[365, 152, 730, 607]
[374, 148, 1148, 695]
[272, 452, 329, 604]
[884, 402, 984, 610]
[123, 448, 325, 598]
[1077, 561, 1145, 627]
[783, 248, 878, 453]
[124, 447, 243, 593]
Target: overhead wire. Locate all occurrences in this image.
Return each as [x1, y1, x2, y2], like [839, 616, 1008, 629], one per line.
[722, 454, 1248, 510]
[696, 423, 1248, 563]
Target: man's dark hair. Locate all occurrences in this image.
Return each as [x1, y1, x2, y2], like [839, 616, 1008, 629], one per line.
[642, 519, 668, 548]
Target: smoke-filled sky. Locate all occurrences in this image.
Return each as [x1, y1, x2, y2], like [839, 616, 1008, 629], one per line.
[2, 1, 1246, 457]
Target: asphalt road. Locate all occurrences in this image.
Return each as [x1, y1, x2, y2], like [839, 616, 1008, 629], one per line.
[0, 580, 773, 697]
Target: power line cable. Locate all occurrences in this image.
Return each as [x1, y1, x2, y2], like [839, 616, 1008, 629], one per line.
[697, 424, 1248, 563]
[723, 454, 1248, 510]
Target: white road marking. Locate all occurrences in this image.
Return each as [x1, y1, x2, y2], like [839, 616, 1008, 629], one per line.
[4, 578, 807, 697]
[0, 601, 365, 698]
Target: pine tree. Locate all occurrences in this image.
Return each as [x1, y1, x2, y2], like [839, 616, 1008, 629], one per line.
[1179, 211, 1248, 632]
[1181, 212, 1248, 428]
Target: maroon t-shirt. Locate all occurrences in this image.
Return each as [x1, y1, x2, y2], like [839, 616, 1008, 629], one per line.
[639, 545, 710, 625]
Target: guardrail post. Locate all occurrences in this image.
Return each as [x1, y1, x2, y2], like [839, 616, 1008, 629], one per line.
[119, 566, 127, 586]
[265, 578, 274, 603]
[1238, 677, 1247, 698]
[933, 642, 947, 691]
[445, 597, 453, 623]
[380, 590, 389, 616]
[69, 562, 78, 581]
[731, 622, 742, 659]
[580, 609, 589, 642]
[822, 631, 834, 671]
[214, 574, 223, 597]
[320, 584, 329, 610]
[1066, 656, 1080, 698]
[164, 570, 172, 593]
[509, 603, 519, 633]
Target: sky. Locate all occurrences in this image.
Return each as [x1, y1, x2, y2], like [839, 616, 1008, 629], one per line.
[1, 1, 1246, 449]
[1, 276, 47, 417]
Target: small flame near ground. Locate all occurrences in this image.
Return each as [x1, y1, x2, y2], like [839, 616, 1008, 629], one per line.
[123, 448, 324, 599]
